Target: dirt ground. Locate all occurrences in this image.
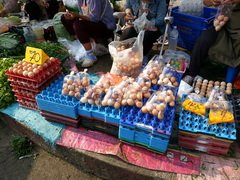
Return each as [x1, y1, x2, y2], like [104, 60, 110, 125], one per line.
[0, 120, 101, 180]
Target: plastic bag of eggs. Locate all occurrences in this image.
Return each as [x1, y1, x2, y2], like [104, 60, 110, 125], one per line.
[62, 71, 82, 98]
[157, 65, 179, 87]
[110, 49, 142, 78]
[136, 76, 151, 98]
[80, 74, 116, 105]
[204, 87, 230, 109]
[214, 14, 229, 31]
[101, 86, 123, 109]
[139, 55, 164, 85]
[141, 89, 176, 120]
[121, 83, 145, 108]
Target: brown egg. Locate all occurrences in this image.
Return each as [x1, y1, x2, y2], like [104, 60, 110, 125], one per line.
[152, 109, 159, 116]
[80, 97, 88, 103]
[75, 92, 81, 98]
[127, 99, 135, 106]
[169, 101, 175, 107]
[102, 100, 108, 106]
[136, 101, 143, 108]
[141, 106, 148, 113]
[69, 91, 75, 96]
[170, 76, 177, 83]
[173, 81, 179, 87]
[121, 99, 127, 106]
[62, 88, 69, 95]
[163, 78, 169, 84]
[226, 90, 232, 95]
[114, 102, 121, 109]
[165, 96, 172, 103]
[67, 79, 73, 85]
[227, 83, 232, 87]
[88, 99, 95, 104]
[158, 111, 164, 120]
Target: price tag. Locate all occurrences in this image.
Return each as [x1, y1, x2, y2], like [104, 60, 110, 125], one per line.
[25, 46, 49, 65]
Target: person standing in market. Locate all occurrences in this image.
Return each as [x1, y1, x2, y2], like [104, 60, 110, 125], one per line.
[0, 0, 58, 20]
[182, 0, 240, 84]
[119, 0, 167, 63]
[61, 0, 116, 68]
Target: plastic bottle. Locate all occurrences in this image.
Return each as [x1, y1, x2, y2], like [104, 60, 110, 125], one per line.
[23, 27, 36, 44]
[168, 26, 179, 51]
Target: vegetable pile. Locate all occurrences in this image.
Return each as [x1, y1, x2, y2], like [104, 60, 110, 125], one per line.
[0, 56, 23, 109]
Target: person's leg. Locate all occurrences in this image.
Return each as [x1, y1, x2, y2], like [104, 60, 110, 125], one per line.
[60, 15, 76, 36]
[72, 20, 113, 67]
[119, 27, 138, 41]
[46, 0, 59, 19]
[187, 27, 218, 76]
[143, 30, 161, 56]
[24, 1, 40, 20]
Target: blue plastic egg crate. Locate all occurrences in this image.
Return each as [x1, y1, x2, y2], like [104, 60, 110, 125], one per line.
[36, 75, 80, 118]
[119, 125, 169, 153]
[179, 95, 237, 140]
[78, 102, 121, 126]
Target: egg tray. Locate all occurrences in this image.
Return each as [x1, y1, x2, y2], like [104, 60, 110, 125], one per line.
[81, 115, 119, 137]
[231, 93, 240, 132]
[10, 71, 63, 92]
[8, 67, 62, 89]
[40, 111, 81, 128]
[178, 131, 233, 156]
[13, 90, 39, 100]
[15, 93, 36, 101]
[120, 105, 176, 138]
[119, 125, 169, 153]
[78, 102, 122, 126]
[36, 76, 80, 118]
[18, 99, 39, 111]
[179, 95, 237, 140]
[6, 60, 61, 82]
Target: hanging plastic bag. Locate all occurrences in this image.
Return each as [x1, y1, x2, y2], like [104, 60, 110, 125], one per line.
[109, 31, 144, 78]
[213, 2, 236, 31]
[133, 12, 156, 33]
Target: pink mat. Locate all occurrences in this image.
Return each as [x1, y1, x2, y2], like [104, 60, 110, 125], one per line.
[57, 127, 200, 175]
[177, 142, 240, 179]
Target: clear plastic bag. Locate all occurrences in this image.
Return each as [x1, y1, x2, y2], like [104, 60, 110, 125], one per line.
[133, 12, 156, 33]
[101, 76, 135, 109]
[157, 64, 179, 87]
[139, 55, 164, 85]
[205, 87, 234, 124]
[109, 31, 144, 78]
[213, 2, 236, 31]
[141, 88, 175, 119]
[80, 73, 122, 106]
[62, 71, 81, 98]
[91, 42, 109, 56]
[182, 93, 207, 116]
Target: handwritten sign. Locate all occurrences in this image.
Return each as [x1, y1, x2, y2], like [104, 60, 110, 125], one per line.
[25, 46, 49, 65]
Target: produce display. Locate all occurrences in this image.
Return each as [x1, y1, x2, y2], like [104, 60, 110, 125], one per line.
[0, 56, 22, 109]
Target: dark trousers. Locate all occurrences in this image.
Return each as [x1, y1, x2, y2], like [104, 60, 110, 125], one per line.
[61, 15, 113, 44]
[120, 27, 161, 56]
[25, 1, 40, 20]
[187, 27, 218, 76]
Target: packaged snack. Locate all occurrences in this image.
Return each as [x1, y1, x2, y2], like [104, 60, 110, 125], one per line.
[182, 93, 207, 116]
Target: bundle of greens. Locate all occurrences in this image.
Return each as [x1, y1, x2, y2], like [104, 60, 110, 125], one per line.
[0, 56, 23, 110]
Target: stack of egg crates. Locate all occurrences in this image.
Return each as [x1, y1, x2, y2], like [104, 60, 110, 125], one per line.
[231, 91, 240, 141]
[36, 75, 81, 127]
[178, 94, 237, 156]
[6, 58, 62, 110]
[119, 67, 183, 154]
[78, 74, 122, 137]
